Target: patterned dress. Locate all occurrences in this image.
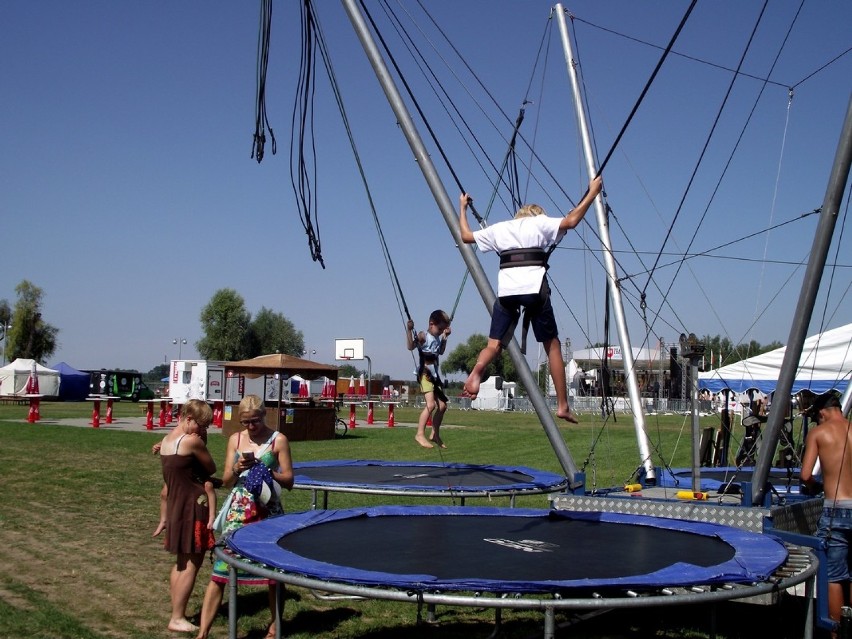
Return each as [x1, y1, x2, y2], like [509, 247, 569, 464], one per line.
[161, 434, 215, 554]
[211, 431, 283, 585]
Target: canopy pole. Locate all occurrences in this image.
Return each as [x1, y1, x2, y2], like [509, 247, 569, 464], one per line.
[751, 94, 852, 505]
[554, 5, 655, 483]
[341, 0, 581, 484]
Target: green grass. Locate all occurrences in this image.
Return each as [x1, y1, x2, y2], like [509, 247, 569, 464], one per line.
[0, 402, 809, 638]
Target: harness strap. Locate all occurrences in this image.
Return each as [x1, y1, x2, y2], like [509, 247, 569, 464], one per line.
[519, 278, 552, 354]
[499, 248, 549, 269]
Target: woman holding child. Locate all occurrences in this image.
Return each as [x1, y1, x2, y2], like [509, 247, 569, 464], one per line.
[158, 399, 216, 633]
[196, 394, 294, 639]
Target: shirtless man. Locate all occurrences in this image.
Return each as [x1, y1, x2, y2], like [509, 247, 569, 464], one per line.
[800, 392, 851, 634]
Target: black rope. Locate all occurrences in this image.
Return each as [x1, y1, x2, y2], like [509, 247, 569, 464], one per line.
[289, 0, 324, 267]
[588, 0, 698, 178]
[640, 1, 770, 295]
[250, 0, 276, 163]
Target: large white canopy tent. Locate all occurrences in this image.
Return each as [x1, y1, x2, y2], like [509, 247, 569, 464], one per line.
[698, 324, 852, 395]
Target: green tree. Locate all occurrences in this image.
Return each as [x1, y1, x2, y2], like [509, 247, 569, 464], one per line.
[147, 363, 170, 380]
[6, 280, 58, 364]
[700, 334, 784, 370]
[337, 363, 362, 378]
[442, 333, 517, 382]
[248, 306, 304, 357]
[197, 289, 252, 361]
[0, 299, 11, 365]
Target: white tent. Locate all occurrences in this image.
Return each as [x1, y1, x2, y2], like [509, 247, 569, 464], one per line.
[698, 324, 852, 394]
[0, 358, 61, 397]
[470, 377, 517, 411]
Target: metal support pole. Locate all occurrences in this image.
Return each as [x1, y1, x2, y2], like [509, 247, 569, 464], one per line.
[341, 0, 580, 483]
[554, 4, 655, 483]
[752, 93, 852, 504]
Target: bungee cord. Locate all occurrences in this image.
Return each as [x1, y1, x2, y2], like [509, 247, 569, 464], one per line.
[251, 0, 276, 163]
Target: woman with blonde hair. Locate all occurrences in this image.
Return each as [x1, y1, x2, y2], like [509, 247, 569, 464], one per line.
[196, 395, 294, 639]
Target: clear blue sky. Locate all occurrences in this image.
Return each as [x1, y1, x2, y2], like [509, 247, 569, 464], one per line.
[2, 1, 850, 380]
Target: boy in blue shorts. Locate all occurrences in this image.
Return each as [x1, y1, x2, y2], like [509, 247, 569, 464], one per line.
[458, 177, 602, 423]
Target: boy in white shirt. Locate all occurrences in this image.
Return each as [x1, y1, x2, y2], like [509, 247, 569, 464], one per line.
[458, 176, 602, 423]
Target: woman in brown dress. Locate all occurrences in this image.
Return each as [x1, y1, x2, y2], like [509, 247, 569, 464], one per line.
[159, 399, 216, 633]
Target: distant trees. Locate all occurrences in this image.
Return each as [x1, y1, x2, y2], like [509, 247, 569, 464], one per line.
[700, 334, 784, 370]
[249, 307, 303, 357]
[442, 333, 517, 383]
[196, 289, 304, 361]
[3, 280, 58, 364]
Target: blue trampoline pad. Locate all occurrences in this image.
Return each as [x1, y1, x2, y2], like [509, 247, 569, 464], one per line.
[227, 506, 788, 594]
[292, 460, 568, 493]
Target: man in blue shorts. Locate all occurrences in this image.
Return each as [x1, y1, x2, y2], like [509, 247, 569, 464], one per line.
[801, 391, 851, 634]
[458, 176, 602, 423]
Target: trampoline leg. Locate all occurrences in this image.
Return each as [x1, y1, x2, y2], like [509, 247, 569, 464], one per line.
[228, 566, 238, 639]
[426, 602, 437, 623]
[484, 607, 502, 639]
[708, 602, 717, 639]
[543, 606, 555, 639]
[273, 583, 285, 639]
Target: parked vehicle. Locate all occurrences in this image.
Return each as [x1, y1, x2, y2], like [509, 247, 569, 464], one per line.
[85, 370, 155, 402]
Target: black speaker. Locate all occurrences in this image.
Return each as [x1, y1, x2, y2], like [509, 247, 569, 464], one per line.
[494, 376, 503, 391]
[669, 348, 682, 399]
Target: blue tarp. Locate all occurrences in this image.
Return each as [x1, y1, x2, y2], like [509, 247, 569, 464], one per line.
[53, 362, 90, 401]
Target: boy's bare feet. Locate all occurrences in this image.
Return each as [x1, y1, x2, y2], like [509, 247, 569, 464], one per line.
[429, 434, 447, 449]
[556, 406, 579, 424]
[415, 434, 434, 449]
[152, 521, 166, 537]
[168, 618, 199, 633]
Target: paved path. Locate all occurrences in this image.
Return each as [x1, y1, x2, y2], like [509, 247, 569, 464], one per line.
[21, 415, 419, 433]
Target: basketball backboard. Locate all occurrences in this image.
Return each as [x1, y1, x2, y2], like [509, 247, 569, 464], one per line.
[335, 338, 364, 361]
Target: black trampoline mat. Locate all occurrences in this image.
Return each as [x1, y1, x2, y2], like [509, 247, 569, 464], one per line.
[297, 465, 536, 487]
[276, 514, 735, 582]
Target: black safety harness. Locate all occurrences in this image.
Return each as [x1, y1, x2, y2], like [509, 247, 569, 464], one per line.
[414, 334, 448, 403]
[498, 248, 551, 354]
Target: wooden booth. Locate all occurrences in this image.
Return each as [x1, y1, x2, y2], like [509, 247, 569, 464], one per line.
[222, 354, 339, 442]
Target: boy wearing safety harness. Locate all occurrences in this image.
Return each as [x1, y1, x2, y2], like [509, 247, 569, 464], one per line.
[406, 310, 452, 449]
[458, 176, 602, 423]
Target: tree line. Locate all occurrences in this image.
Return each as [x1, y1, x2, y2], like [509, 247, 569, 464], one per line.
[0, 281, 785, 385]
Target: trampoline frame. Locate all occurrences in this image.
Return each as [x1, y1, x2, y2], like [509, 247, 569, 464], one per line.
[292, 460, 569, 509]
[215, 546, 816, 639]
[215, 505, 818, 639]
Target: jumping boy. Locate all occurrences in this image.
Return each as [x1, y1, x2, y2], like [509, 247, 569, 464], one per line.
[458, 176, 602, 423]
[406, 310, 452, 448]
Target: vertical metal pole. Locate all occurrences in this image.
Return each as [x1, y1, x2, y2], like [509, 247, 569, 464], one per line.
[689, 358, 701, 492]
[228, 565, 238, 639]
[554, 4, 655, 483]
[751, 94, 852, 505]
[341, 0, 580, 482]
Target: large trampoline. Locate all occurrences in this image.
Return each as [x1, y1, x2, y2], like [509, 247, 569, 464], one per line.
[292, 460, 569, 508]
[218, 505, 817, 638]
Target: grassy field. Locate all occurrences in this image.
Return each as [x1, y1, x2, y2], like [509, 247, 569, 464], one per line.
[0, 402, 811, 638]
